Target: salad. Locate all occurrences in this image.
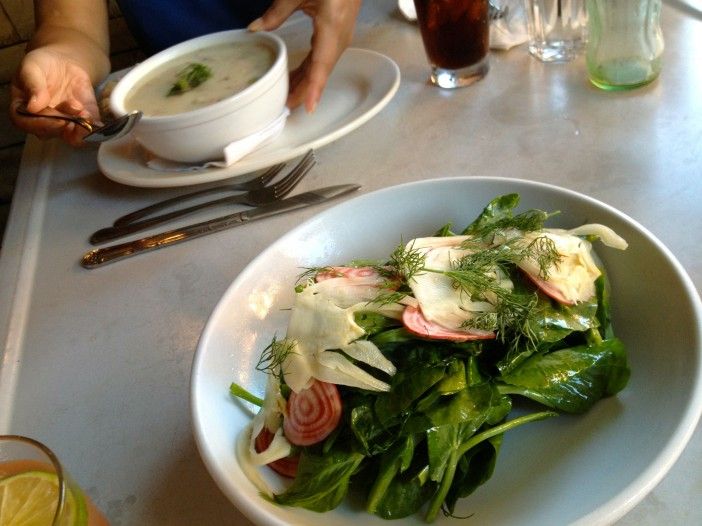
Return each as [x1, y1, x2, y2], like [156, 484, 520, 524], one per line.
[230, 194, 631, 522]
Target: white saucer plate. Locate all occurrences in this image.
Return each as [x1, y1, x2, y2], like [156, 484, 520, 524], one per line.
[97, 48, 400, 188]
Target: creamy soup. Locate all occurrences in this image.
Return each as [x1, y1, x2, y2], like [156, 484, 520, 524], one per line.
[125, 41, 276, 117]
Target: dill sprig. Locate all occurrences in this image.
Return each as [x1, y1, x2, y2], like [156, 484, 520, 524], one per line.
[296, 266, 334, 284]
[369, 290, 409, 307]
[525, 235, 562, 279]
[447, 235, 561, 353]
[467, 209, 558, 241]
[457, 235, 561, 280]
[493, 291, 540, 349]
[461, 286, 541, 357]
[389, 241, 426, 283]
[255, 336, 296, 379]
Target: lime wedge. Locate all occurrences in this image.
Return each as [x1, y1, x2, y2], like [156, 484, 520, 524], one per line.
[0, 470, 79, 526]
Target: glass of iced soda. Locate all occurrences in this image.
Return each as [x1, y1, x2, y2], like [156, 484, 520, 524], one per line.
[413, 0, 490, 88]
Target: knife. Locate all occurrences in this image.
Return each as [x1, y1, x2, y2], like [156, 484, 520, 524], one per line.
[81, 184, 361, 269]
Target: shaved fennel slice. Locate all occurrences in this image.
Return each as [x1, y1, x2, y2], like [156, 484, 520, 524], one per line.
[311, 275, 387, 308]
[236, 423, 274, 497]
[248, 426, 292, 466]
[341, 340, 397, 375]
[315, 351, 391, 391]
[564, 224, 628, 250]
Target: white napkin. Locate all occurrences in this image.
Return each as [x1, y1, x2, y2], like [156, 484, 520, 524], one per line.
[145, 108, 290, 172]
[398, 0, 528, 51]
[489, 1, 529, 50]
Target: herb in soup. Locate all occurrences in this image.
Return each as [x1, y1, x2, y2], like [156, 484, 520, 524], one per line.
[168, 63, 213, 96]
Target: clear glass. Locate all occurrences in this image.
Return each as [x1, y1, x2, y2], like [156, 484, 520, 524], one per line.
[413, 0, 490, 88]
[0, 435, 109, 526]
[586, 0, 664, 90]
[525, 0, 588, 62]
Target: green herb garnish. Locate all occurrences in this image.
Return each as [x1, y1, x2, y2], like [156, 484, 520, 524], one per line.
[255, 336, 296, 380]
[389, 241, 426, 282]
[168, 63, 212, 96]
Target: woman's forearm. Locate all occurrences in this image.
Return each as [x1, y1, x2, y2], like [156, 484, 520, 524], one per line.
[29, 0, 111, 84]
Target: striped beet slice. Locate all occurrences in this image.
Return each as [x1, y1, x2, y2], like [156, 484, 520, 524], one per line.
[283, 380, 342, 446]
[402, 305, 495, 342]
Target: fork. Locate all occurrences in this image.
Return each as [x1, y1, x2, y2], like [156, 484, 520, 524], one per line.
[90, 150, 316, 245]
[113, 163, 286, 227]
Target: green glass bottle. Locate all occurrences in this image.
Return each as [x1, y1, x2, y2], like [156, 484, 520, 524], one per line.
[586, 0, 664, 90]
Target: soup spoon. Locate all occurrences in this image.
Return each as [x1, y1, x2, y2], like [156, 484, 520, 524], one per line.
[15, 104, 142, 143]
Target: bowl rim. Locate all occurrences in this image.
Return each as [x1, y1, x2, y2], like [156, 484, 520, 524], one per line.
[190, 175, 702, 526]
[110, 29, 287, 124]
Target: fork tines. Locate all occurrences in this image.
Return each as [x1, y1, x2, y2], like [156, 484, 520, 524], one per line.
[274, 150, 316, 198]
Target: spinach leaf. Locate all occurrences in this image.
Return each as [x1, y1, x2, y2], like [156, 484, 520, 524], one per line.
[495, 276, 601, 375]
[414, 358, 467, 413]
[274, 447, 364, 512]
[529, 293, 600, 343]
[461, 193, 554, 241]
[424, 411, 557, 522]
[434, 223, 456, 237]
[366, 435, 435, 519]
[444, 435, 502, 514]
[497, 338, 630, 413]
[353, 311, 399, 337]
[370, 327, 416, 346]
[423, 380, 510, 482]
[168, 63, 212, 96]
[349, 396, 400, 455]
[595, 272, 614, 339]
[406, 379, 502, 436]
[374, 364, 446, 424]
[348, 348, 466, 455]
[461, 194, 521, 235]
[369, 464, 436, 519]
[427, 421, 479, 483]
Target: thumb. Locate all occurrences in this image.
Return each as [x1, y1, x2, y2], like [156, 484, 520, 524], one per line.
[16, 62, 51, 112]
[248, 0, 300, 31]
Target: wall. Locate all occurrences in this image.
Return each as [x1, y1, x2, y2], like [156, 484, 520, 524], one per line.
[0, 0, 142, 240]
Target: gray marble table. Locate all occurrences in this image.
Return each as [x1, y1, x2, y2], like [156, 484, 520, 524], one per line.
[1, 1, 700, 524]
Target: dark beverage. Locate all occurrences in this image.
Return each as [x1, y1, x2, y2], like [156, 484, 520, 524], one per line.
[414, 0, 489, 87]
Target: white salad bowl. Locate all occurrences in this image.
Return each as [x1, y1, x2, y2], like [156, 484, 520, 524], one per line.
[191, 177, 702, 526]
[110, 29, 287, 163]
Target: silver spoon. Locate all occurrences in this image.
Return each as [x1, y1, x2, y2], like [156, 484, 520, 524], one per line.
[15, 104, 142, 143]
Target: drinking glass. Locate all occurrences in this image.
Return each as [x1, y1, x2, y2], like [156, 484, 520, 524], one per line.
[413, 0, 490, 88]
[525, 0, 587, 62]
[0, 435, 109, 526]
[586, 0, 664, 90]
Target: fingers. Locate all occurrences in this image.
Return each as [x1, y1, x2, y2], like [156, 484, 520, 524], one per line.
[9, 83, 92, 144]
[14, 60, 52, 113]
[300, 21, 342, 112]
[61, 122, 90, 147]
[9, 50, 100, 144]
[286, 54, 327, 113]
[9, 85, 60, 138]
[258, 0, 361, 113]
[72, 77, 102, 123]
[248, 0, 301, 31]
[286, 56, 310, 110]
[289, 1, 361, 112]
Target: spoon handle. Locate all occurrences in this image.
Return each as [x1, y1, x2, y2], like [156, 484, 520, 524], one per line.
[15, 104, 93, 131]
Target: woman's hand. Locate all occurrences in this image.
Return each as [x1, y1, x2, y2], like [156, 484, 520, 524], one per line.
[10, 48, 102, 146]
[8, 0, 110, 146]
[249, 0, 362, 113]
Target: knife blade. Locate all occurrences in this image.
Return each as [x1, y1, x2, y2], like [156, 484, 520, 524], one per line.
[81, 184, 361, 269]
